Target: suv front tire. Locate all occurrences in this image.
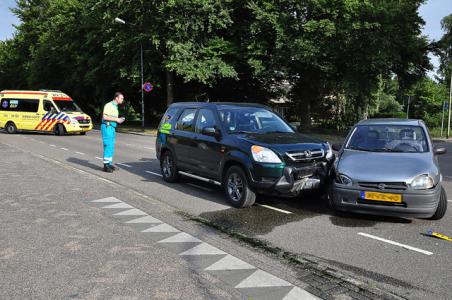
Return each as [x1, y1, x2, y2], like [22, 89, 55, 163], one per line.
[224, 166, 256, 208]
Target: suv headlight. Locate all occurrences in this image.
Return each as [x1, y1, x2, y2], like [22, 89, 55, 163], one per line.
[335, 173, 353, 186]
[251, 145, 282, 163]
[411, 175, 434, 190]
[70, 117, 78, 125]
[325, 143, 333, 160]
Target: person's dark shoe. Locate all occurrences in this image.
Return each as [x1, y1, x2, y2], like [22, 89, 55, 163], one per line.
[109, 164, 118, 171]
[103, 164, 114, 173]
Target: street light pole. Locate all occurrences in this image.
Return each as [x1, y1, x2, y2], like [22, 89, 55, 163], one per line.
[114, 17, 145, 130]
[406, 95, 411, 119]
[447, 69, 452, 139]
[140, 42, 144, 129]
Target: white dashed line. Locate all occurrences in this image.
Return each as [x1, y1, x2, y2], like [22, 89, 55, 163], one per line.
[358, 232, 433, 256]
[255, 204, 293, 214]
[60, 148, 68, 151]
[117, 163, 132, 168]
[49, 144, 56, 147]
[144, 147, 154, 150]
[95, 157, 103, 160]
[39, 141, 44, 144]
[75, 152, 85, 155]
[146, 171, 163, 177]
[448, 200, 452, 203]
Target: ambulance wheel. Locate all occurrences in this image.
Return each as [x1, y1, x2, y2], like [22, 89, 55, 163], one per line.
[6, 122, 17, 134]
[55, 124, 65, 136]
[80, 132, 86, 135]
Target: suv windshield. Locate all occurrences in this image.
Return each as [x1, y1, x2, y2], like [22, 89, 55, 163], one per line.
[218, 107, 293, 134]
[346, 125, 429, 153]
[54, 100, 81, 112]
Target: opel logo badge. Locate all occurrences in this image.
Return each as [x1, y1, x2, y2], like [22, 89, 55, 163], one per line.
[378, 183, 386, 190]
[304, 150, 312, 158]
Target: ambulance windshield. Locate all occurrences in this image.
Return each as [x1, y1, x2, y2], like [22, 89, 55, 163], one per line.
[54, 100, 82, 112]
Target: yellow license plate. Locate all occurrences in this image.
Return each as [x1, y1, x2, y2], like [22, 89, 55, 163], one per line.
[360, 191, 402, 203]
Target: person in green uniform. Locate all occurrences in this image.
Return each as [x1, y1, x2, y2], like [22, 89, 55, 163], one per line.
[101, 92, 125, 172]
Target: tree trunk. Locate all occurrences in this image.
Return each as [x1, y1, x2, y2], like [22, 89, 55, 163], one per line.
[166, 71, 174, 107]
[299, 99, 311, 130]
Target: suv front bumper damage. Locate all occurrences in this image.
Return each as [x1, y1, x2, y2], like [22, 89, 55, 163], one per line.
[250, 161, 333, 196]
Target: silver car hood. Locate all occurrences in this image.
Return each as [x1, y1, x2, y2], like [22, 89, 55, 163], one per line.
[337, 150, 439, 183]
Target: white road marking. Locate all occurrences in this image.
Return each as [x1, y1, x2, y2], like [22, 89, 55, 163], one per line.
[95, 157, 103, 160]
[102, 202, 134, 209]
[91, 197, 121, 203]
[75, 151, 85, 155]
[256, 204, 293, 214]
[117, 163, 132, 168]
[186, 183, 214, 192]
[158, 232, 202, 244]
[144, 147, 154, 150]
[113, 208, 147, 216]
[283, 287, 320, 300]
[235, 270, 292, 288]
[146, 171, 163, 177]
[125, 215, 162, 224]
[142, 223, 180, 233]
[125, 143, 132, 146]
[49, 144, 56, 147]
[357, 232, 433, 256]
[179, 242, 226, 256]
[39, 141, 44, 144]
[205, 254, 255, 271]
[60, 147, 68, 151]
[448, 200, 452, 203]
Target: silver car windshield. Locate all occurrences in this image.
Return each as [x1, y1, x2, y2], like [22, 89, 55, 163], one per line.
[346, 125, 429, 153]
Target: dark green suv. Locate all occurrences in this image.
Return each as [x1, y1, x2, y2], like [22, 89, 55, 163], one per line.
[156, 102, 334, 208]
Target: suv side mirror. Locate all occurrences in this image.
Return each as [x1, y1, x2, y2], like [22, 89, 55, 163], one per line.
[332, 143, 342, 151]
[434, 147, 447, 155]
[202, 127, 222, 140]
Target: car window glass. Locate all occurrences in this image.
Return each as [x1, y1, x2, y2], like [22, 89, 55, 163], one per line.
[0, 98, 39, 112]
[195, 109, 217, 134]
[44, 101, 55, 112]
[159, 107, 178, 130]
[176, 108, 196, 132]
[218, 107, 293, 134]
[346, 125, 428, 153]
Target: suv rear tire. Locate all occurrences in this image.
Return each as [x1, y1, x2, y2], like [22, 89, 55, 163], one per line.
[161, 151, 179, 183]
[428, 186, 447, 220]
[6, 122, 17, 134]
[224, 166, 256, 208]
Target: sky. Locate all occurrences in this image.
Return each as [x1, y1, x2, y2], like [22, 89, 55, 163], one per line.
[0, 0, 451, 72]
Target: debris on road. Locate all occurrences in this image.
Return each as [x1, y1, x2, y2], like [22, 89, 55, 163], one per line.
[425, 230, 452, 242]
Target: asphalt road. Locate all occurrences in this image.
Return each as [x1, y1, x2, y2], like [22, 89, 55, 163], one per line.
[1, 130, 451, 300]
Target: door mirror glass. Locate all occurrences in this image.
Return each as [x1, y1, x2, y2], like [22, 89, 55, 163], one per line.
[202, 127, 221, 139]
[434, 147, 447, 155]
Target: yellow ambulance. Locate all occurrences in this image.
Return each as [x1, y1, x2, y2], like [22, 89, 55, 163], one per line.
[0, 90, 93, 135]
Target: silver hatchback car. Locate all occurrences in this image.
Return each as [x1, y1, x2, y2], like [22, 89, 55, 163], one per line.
[330, 119, 447, 220]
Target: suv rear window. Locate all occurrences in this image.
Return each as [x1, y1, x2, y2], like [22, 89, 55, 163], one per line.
[176, 108, 197, 132]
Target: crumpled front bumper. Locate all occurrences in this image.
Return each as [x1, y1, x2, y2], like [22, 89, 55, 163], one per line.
[249, 160, 333, 195]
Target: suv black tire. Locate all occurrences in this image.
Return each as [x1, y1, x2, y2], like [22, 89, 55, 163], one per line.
[428, 186, 447, 220]
[161, 151, 179, 183]
[55, 124, 65, 136]
[80, 132, 87, 135]
[6, 122, 17, 134]
[224, 166, 256, 208]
